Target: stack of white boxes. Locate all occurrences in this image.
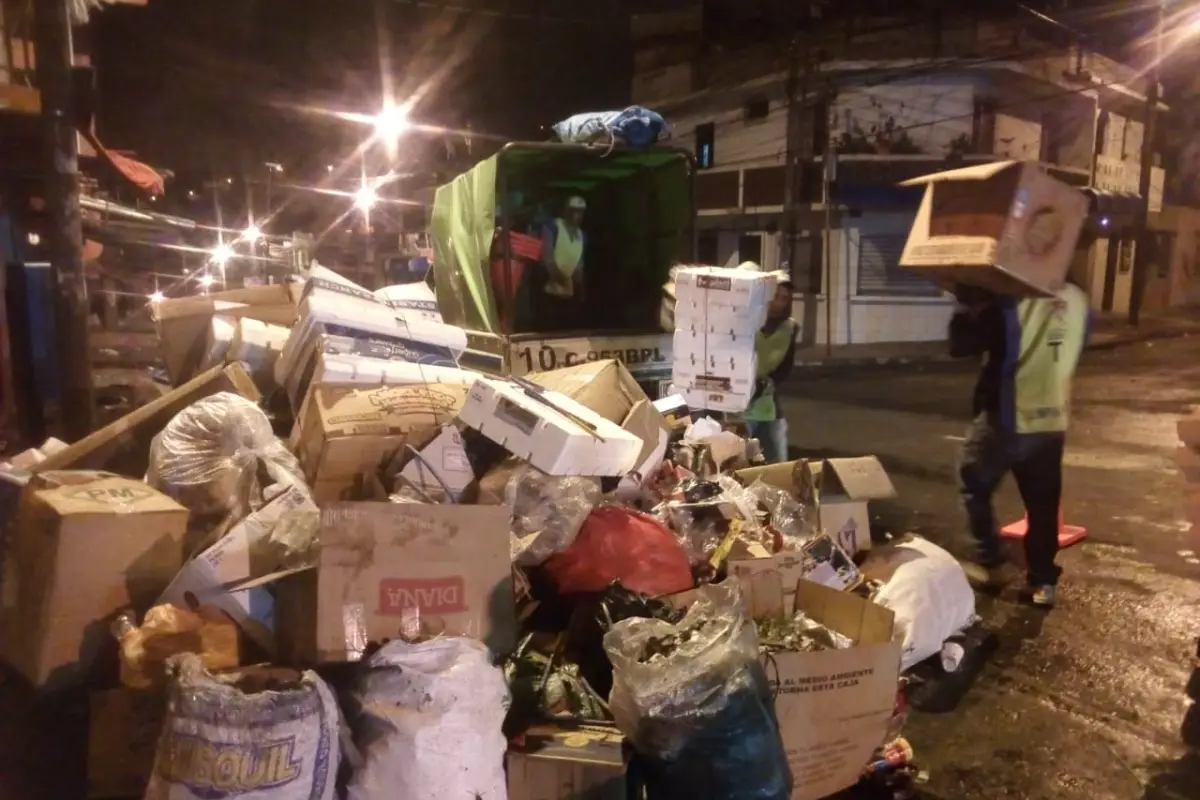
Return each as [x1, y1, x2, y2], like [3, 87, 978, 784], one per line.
[671, 266, 776, 413]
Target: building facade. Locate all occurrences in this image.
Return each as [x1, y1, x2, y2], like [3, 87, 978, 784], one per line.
[632, 6, 1169, 345]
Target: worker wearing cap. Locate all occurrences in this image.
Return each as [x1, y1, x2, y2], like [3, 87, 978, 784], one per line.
[537, 195, 588, 330]
[745, 273, 798, 463]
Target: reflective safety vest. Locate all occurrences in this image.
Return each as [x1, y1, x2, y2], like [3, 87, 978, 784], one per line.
[745, 319, 798, 422]
[546, 219, 583, 297]
[1011, 283, 1089, 434]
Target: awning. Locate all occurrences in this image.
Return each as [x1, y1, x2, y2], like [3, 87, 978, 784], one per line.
[80, 128, 165, 196]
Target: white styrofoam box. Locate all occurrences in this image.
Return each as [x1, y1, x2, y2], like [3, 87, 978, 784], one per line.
[376, 282, 443, 323]
[458, 378, 643, 476]
[673, 330, 756, 375]
[680, 385, 753, 413]
[674, 298, 766, 336]
[674, 266, 775, 308]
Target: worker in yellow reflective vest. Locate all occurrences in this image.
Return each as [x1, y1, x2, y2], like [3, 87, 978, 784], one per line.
[950, 279, 1091, 608]
[745, 275, 798, 463]
[536, 195, 588, 331]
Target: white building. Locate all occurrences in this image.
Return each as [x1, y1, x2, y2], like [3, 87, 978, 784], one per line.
[632, 6, 1167, 345]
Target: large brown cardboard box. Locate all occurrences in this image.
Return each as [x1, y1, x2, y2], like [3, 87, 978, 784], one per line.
[1, 474, 189, 689]
[152, 285, 300, 385]
[507, 723, 628, 800]
[898, 161, 1088, 297]
[87, 688, 165, 798]
[275, 502, 515, 663]
[527, 359, 649, 424]
[32, 363, 260, 478]
[295, 383, 468, 502]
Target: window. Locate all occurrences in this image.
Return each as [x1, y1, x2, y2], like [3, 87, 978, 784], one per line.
[1117, 238, 1134, 274]
[744, 97, 769, 122]
[695, 122, 715, 169]
[737, 234, 763, 266]
[697, 232, 719, 265]
[857, 234, 941, 297]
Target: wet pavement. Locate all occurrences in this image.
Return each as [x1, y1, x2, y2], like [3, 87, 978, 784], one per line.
[781, 335, 1200, 800]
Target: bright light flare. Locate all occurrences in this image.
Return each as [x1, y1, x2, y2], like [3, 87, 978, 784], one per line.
[375, 104, 410, 141]
[149, 291, 165, 304]
[198, 274, 216, 288]
[243, 224, 262, 242]
[354, 185, 378, 211]
[210, 243, 235, 265]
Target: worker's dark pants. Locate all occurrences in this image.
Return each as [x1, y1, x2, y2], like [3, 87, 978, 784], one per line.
[958, 413, 1065, 587]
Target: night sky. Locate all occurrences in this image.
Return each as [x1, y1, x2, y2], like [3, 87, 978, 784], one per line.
[91, 0, 634, 180]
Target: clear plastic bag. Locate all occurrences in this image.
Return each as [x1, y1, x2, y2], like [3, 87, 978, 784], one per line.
[147, 392, 313, 555]
[604, 583, 792, 800]
[660, 475, 771, 563]
[746, 480, 816, 549]
[507, 464, 600, 566]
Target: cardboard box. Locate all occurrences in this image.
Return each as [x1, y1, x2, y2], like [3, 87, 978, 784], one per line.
[32, 363, 260, 478]
[757, 575, 902, 800]
[294, 382, 469, 499]
[459, 378, 643, 476]
[153, 285, 298, 384]
[507, 723, 629, 800]
[396, 424, 475, 501]
[674, 266, 775, 334]
[275, 502, 515, 663]
[376, 281, 444, 323]
[898, 161, 1088, 297]
[1, 474, 189, 688]
[735, 457, 896, 556]
[159, 482, 317, 653]
[88, 689, 165, 799]
[526, 359, 649, 425]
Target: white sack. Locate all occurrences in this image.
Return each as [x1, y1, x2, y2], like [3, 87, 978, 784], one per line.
[862, 535, 978, 671]
[347, 637, 509, 800]
[144, 654, 340, 800]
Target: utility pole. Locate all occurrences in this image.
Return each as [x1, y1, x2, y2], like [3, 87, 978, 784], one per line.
[32, 0, 94, 440]
[1127, 1, 1164, 326]
[783, 27, 818, 348]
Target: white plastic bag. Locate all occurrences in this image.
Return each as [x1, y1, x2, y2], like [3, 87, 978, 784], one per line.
[144, 655, 340, 800]
[347, 637, 509, 800]
[862, 536, 978, 670]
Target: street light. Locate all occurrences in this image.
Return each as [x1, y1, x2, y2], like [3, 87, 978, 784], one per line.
[354, 185, 378, 212]
[374, 104, 410, 141]
[149, 291, 165, 304]
[210, 243, 235, 266]
[198, 274, 216, 289]
[243, 224, 262, 242]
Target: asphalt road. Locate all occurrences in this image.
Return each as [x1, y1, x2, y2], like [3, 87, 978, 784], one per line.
[781, 335, 1200, 800]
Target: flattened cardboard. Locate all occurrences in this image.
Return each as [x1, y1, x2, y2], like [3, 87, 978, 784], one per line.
[276, 502, 514, 664]
[527, 359, 649, 424]
[507, 723, 628, 800]
[898, 161, 1088, 298]
[33, 363, 260, 478]
[1, 476, 188, 688]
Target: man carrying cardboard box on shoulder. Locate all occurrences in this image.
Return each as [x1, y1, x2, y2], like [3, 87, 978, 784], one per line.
[949, 278, 1090, 608]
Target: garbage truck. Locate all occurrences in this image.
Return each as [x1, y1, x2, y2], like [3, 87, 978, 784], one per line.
[429, 141, 695, 397]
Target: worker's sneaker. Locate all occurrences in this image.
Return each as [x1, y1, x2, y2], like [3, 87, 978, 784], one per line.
[963, 561, 1018, 591]
[1028, 585, 1057, 608]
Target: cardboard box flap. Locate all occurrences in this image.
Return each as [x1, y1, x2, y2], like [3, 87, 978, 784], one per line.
[793, 579, 895, 645]
[527, 359, 649, 424]
[621, 399, 670, 470]
[819, 457, 895, 501]
[34, 363, 261, 476]
[898, 160, 1020, 186]
[311, 383, 469, 440]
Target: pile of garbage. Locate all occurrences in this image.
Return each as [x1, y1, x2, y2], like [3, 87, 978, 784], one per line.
[0, 265, 976, 800]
